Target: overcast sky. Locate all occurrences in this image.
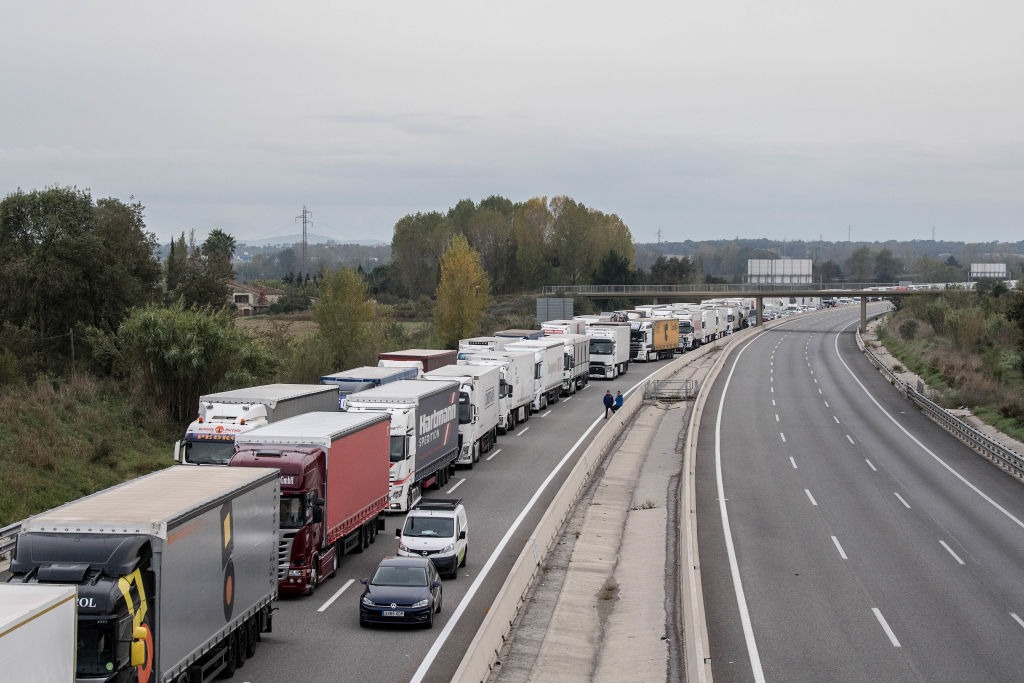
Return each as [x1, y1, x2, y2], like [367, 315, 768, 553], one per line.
[3, 2, 1022, 246]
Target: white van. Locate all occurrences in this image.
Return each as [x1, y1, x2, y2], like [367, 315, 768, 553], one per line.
[396, 498, 468, 579]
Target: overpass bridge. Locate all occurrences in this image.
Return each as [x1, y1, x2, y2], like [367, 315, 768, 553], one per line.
[541, 282, 940, 330]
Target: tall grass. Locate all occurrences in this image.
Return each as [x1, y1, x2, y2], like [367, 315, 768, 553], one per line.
[0, 374, 178, 526]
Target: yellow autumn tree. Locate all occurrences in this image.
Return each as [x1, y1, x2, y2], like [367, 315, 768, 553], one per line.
[435, 234, 491, 348]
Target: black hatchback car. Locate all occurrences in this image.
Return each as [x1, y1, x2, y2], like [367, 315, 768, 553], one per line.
[359, 556, 443, 628]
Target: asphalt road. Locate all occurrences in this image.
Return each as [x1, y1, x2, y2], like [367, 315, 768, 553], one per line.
[696, 307, 1024, 682]
[238, 369, 646, 683]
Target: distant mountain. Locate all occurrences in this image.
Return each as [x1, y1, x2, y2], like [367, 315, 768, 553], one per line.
[236, 233, 388, 248]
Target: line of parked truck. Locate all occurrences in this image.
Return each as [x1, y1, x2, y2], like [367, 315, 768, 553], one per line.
[2, 309, 710, 681]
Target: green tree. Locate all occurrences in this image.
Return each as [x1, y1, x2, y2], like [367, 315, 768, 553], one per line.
[818, 259, 843, 284]
[165, 233, 187, 294]
[313, 267, 378, 369]
[106, 301, 278, 421]
[648, 256, 695, 285]
[202, 228, 237, 283]
[391, 212, 450, 297]
[0, 187, 161, 371]
[844, 246, 874, 283]
[874, 248, 902, 283]
[435, 234, 490, 348]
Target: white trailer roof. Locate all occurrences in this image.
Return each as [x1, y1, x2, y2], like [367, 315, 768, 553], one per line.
[0, 584, 77, 632]
[22, 467, 278, 538]
[344, 379, 458, 402]
[321, 366, 414, 382]
[423, 364, 500, 380]
[235, 411, 388, 445]
[199, 383, 336, 405]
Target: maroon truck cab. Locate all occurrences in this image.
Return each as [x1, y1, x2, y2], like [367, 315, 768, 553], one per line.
[230, 412, 391, 596]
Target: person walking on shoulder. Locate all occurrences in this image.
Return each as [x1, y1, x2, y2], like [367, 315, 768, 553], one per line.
[603, 390, 614, 418]
[613, 390, 624, 413]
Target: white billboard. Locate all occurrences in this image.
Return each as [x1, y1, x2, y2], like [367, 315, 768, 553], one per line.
[747, 259, 813, 284]
[969, 263, 1007, 279]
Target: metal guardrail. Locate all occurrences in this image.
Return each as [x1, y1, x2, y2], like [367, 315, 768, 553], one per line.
[859, 337, 1024, 480]
[643, 379, 700, 402]
[0, 521, 21, 576]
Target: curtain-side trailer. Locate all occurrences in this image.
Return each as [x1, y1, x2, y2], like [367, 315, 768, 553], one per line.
[8, 467, 279, 683]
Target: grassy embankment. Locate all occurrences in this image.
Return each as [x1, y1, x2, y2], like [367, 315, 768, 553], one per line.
[875, 306, 1024, 443]
[0, 375, 179, 526]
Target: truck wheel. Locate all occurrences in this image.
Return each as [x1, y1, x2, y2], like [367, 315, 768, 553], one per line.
[234, 626, 247, 669]
[221, 632, 238, 677]
[246, 618, 258, 658]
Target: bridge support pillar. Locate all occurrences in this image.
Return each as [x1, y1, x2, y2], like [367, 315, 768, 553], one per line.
[860, 296, 867, 332]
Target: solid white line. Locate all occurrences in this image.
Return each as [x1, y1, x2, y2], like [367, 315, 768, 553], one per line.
[894, 492, 911, 508]
[485, 448, 502, 462]
[865, 459, 878, 472]
[715, 339, 767, 682]
[409, 377, 633, 683]
[834, 324, 1024, 532]
[1011, 613, 1024, 630]
[780, 432, 787, 443]
[805, 489, 818, 506]
[516, 426, 530, 436]
[833, 416, 840, 424]
[872, 608, 901, 647]
[939, 540, 966, 565]
[445, 478, 466, 494]
[317, 578, 354, 613]
[846, 434, 855, 444]
[790, 457, 798, 469]
[831, 536, 848, 559]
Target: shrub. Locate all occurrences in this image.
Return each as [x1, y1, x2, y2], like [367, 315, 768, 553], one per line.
[898, 319, 919, 341]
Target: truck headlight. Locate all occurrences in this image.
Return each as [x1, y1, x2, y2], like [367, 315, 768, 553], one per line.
[398, 543, 410, 553]
[441, 543, 454, 553]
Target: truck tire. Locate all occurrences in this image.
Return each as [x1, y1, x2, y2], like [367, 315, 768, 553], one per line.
[234, 626, 247, 669]
[221, 632, 238, 678]
[246, 617, 258, 658]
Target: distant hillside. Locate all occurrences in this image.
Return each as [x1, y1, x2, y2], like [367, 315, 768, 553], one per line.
[237, 233, 388, 248]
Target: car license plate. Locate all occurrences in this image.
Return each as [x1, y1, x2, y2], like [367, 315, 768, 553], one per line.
[382, 610, 404, 617]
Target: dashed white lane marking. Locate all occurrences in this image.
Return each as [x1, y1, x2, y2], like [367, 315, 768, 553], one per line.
[542, 410, 552, 417]
[446, 478, 466, 494]
[790, 457, 798, 469]
[872, 608, 902, 647]
[865, 459, 877, 472]
[775, 414, 780, 422]
[485, 448, 502, 462]
[894, 492, 911, 509]
[831, 536, 848, 560]
[939, 540, 966, 565]
[516, 426, 530, 436]
[1011, 613, 1024, 630]
[318, 579, 355, 613]
[846, 434, 855, 444]
[805, 489, 818, 506]
[780, 432, 787, 443]
[833, 416, 840, 424]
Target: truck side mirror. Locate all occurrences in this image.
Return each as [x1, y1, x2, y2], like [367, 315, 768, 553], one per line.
[173, 441, 182, 463]
[395, 528, 401, 538]
[459, 530, 466, 540]
[471, 405, 479, 424]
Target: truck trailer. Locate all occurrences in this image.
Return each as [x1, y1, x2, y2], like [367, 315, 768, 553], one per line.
[320, 366, 419, 408]
[344, 379, 460, 512]
[231, 412, 391, 596]
[585, 321, 631, 379]
[456, 350, 535, 433]
[377, 349, 457, 373]
[0, 584, 77, 682]
[503, 338, 564, 411]
[8, 466, 279, 683]
[422, 363, 500, 467]
[548, 332, 590, 395]
[540, 319, 587, 336]
[493, 329, 545, 341]
[630, 317, 680, 362]
[174, 384, 340, 466]
[457, 336, 513, 360]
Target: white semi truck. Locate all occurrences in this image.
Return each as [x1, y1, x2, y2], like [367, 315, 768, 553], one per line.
[174, 384, 340, 465]
[585, 321, 631, 379]
[344, 379, 461, 512]
[503, 338, 564, 412]
[422, 363, 501, 467]
[0, 584, 77, 682]
[548, 332, 590, 395]
[456, 350, 535, 433]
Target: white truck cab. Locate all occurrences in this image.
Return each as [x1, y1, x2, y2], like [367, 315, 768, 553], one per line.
[396, 498, 468, 579]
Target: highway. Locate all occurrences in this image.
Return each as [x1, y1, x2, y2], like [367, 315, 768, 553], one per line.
[239, 372, 641, 682]
[696, 307, 1024, 681]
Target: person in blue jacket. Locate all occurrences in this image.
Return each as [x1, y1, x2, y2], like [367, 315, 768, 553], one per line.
[603, 390, 614, 418]
[613, 390, 624, 413]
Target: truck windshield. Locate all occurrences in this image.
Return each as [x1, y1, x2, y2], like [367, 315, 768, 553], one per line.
[389, 435, 406, 463]
[185, 439, 236, 465]
[590, 339, 613, 355]
[679, 321, 694, 334]
[280, 495, 307, 529]
[77, 619, 129, 677]
[403, 516, 455, 538]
